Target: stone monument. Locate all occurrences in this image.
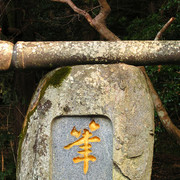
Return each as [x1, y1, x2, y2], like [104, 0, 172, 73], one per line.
[17, 64, 154, 180]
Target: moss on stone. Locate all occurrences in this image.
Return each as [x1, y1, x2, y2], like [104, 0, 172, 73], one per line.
[16, 66, 71, 176]
[39, 66, 71, 100]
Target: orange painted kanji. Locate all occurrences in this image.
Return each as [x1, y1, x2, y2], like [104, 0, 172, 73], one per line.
[64, 120, 101, 174]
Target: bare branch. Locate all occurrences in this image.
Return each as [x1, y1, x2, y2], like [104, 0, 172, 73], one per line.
[89, 5, 101, 13]
[10, 140, 16, 164]
[155, 17, 175, 41]
[94, 0, 111, 23]
[91, 22, 120, 41]
[51, 0, 93, 24]
[1, 150, 4, 172]
[145, 17, 180, 144]
[51, 0, 120, 41]
[91, 0, 120, 40]
[140, 66, 180, 145]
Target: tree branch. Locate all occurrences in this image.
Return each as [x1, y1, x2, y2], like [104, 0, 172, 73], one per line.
[51, 0, 93, 24]
[140, 66, 180, 145]
[154, 17, 180, 144]
[140, 17, 180, 144]
[91, 0, 120, 40]
[155, 17, 175, 41]
[154, 18, 175, 74]
[51, 0, 119, 40]
[94, 0, 111, 23]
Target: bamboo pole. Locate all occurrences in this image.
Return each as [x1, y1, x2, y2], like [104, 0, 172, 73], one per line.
[0, 41, 180, 70]
[0, 41, 14, 70]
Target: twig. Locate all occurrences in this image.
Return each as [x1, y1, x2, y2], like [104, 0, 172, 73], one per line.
[51, 0, 93, 24]
[50, 5, 101, 20]
[16, 106, 25, 118]
[51, 13, 78, 20]
[10, 141, 16, 165]
[9, 22, 32, 42]
[0, 0, 12, 21]
[89, 5, 101, 12]
[62, 16, 76, 26]
[6, 104, 11, 131]
[154, 17, 175, 41]
[1, 150, 4, 172]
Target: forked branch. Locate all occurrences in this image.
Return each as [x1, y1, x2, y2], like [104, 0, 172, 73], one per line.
[51, 0, 119, 40]
[51, 0, 93, 23]
[94, 0, 111, 23]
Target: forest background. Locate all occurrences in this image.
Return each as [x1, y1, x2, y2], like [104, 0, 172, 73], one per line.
[0, 0, 179, 179]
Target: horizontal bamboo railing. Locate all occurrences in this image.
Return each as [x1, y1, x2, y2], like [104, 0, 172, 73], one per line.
[0, 41, 180, 70]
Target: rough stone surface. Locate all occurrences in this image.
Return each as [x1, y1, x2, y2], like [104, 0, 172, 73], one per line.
[17, 64, 154, 180]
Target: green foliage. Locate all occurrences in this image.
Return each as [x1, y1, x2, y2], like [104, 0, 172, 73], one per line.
[0, 130, 16, 180]
[146, 65, 180, 152]
[146, 65, 180, 112]
[160, 0, 179, 11]
[126, 14, 162, 40]
[0, 71, 18, 105]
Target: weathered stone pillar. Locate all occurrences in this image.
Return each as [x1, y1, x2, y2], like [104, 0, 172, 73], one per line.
[17, 64, 154, 180]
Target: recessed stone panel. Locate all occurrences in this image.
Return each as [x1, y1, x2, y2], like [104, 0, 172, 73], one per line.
[52, 116, 113, 180]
